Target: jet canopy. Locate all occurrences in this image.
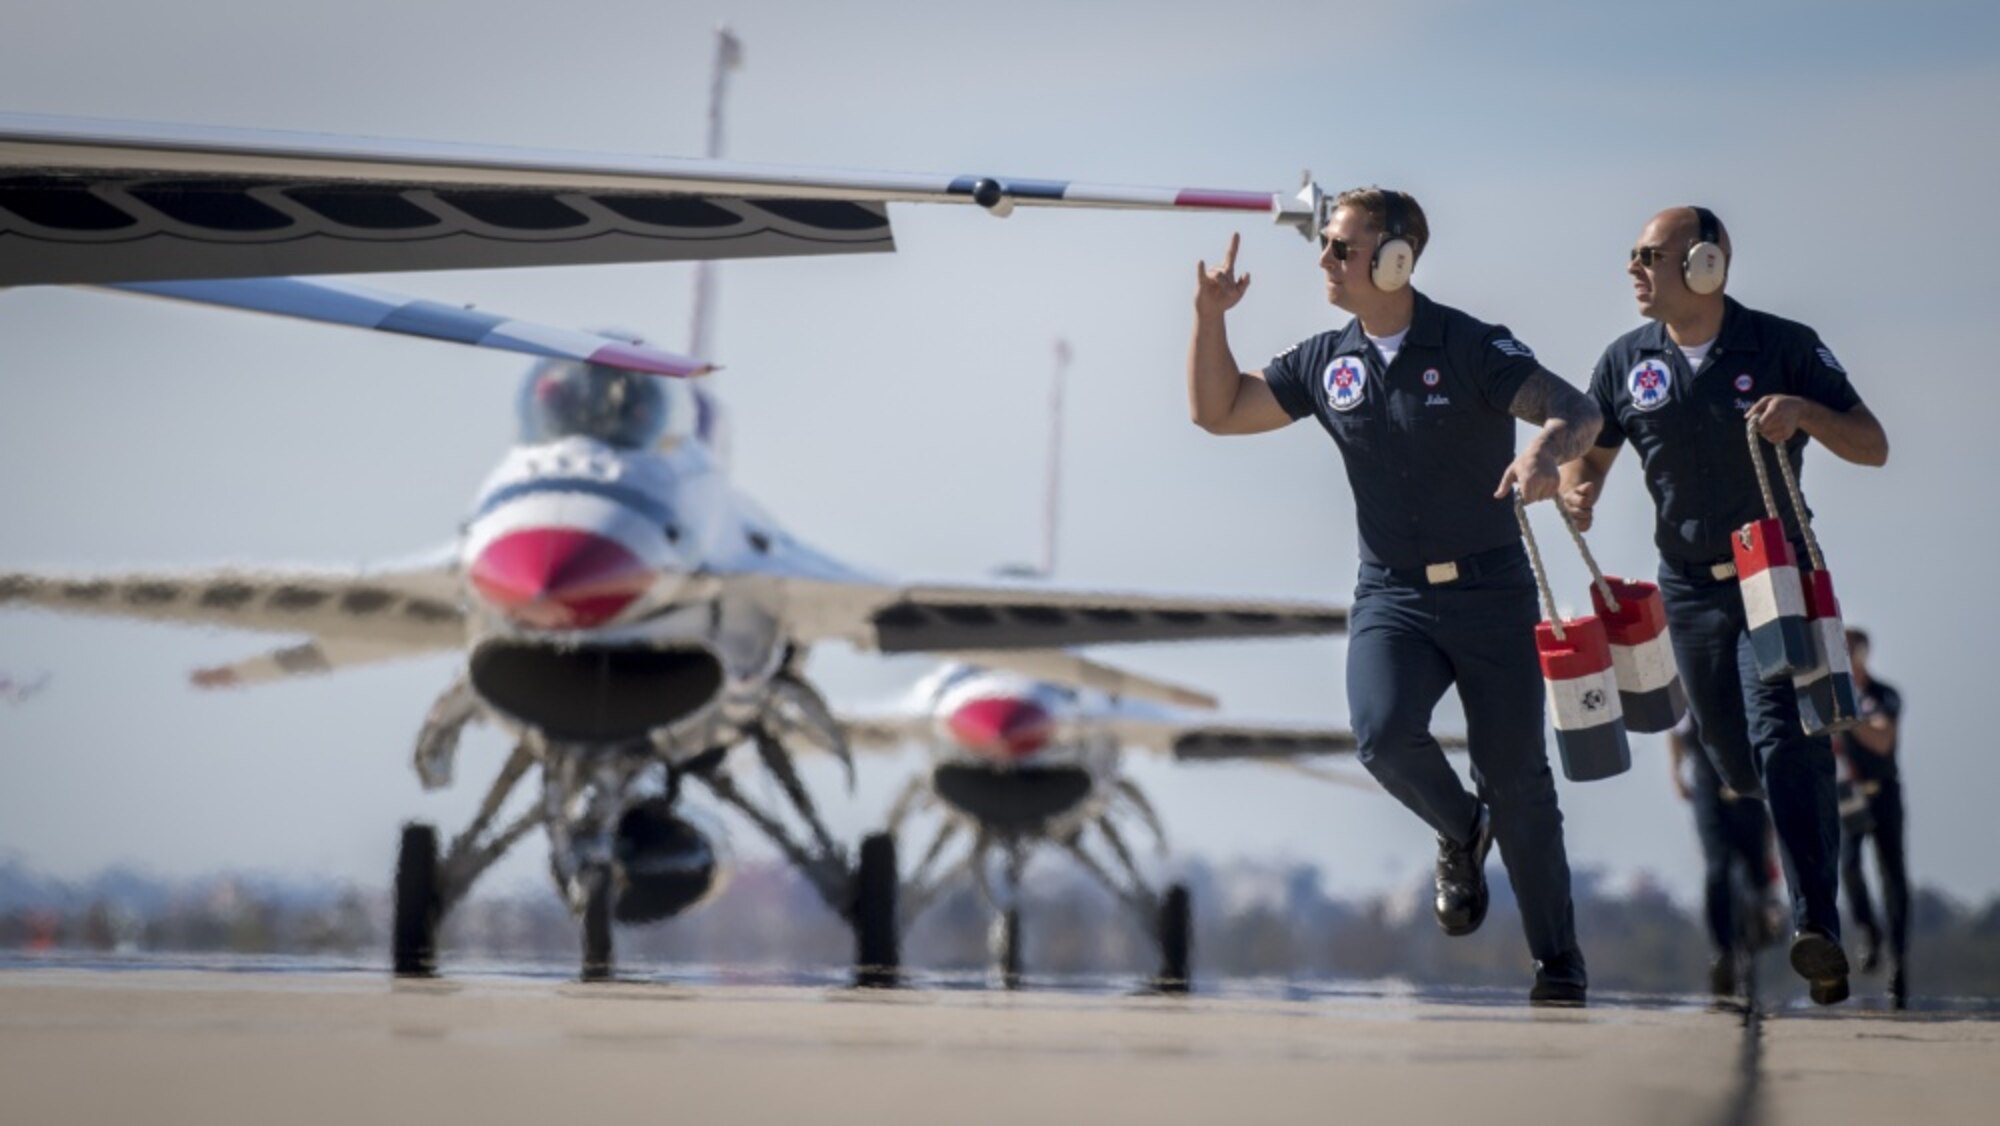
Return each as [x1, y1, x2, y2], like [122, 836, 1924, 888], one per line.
[517, 360, 671, 450]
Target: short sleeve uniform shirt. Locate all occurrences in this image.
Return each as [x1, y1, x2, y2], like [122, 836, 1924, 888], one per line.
[1589, 297, 1863, 566]
[1835, 678, 1902, 786]
[1263, 290, 1540, 570]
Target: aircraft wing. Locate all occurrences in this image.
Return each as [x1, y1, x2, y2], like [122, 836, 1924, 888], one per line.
[1109, 714, 1468, 760]
[837, 711, 935, 753]
[0, 112, 1321, 286]
[1138, 721, 1361, 761]
[107, 278, 714, 377]
[837, 649, 1219, 750]
[935, 650, 1219, 710]
[0, 561, 464, 650]
[725, 572, 1348, 654]
[188, 636, 438, 689]
[835, 707, 1405, 793]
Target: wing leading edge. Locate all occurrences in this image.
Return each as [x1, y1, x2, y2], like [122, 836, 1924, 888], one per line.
[1109, 716, 1468, 761]
[730, 573, 1348, 653]
[0, 564, 463, 649]
[0, 113, 1319, 286]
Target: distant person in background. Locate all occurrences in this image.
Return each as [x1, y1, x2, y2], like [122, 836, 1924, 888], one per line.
[1669, 713, 1782, 998]
[1833, 627, 1909, 1008]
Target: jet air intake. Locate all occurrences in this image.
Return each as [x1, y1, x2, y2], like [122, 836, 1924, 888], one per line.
[469, 640, 723, 742]
[932, 764, 1091, 833]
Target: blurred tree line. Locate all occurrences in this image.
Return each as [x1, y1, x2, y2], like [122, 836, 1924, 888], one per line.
[5, 855, 1998, 1001]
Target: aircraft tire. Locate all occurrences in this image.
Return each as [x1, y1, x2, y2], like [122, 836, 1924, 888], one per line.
[995, 907, 1024, 991]
[1156, 883, 1193, 995]
[581, 865, 614, 982]
[392, 822, 441, 977]
[852, 832, 900, 988]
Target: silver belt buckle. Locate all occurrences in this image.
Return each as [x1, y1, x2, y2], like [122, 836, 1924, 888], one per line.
[1710, 561, 1738, 580]
[1425, 561, 1460, 585]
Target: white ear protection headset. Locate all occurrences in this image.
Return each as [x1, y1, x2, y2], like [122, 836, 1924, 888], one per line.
[1371, 190, 1418, 292]
[1683, 206, 1728, 296]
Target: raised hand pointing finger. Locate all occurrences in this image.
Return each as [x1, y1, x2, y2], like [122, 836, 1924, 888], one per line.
[1195, 232, 1251, 314]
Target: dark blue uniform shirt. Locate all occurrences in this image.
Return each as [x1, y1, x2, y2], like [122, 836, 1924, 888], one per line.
[1834, 678, 1902, 785]
[1590, 297, 1863, 566]
[1264, 290, 1540, 570]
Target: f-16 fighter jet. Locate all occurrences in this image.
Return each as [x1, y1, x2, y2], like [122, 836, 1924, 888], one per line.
[0, 114, 1339, 980]
[845, 656, 1419, 991]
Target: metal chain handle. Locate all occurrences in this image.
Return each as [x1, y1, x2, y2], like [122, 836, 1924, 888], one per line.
[1513, 490, 1565, 641]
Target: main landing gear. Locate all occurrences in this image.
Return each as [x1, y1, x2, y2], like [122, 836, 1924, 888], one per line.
[392, 674, 892, 984]
[852, 832, 901, 988]
[880, 767, 1197, 993]
[393, 823, 441, 977]
[1156, 882, 1193, 994]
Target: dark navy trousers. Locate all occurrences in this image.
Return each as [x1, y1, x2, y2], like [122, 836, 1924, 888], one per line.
[1841, 780, 1909, 961]
[1347, 549, 1584, 972]
[1686, 738, 1777, 954]
[1658, 563, 1842, 939]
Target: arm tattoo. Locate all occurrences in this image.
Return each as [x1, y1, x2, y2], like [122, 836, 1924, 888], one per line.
[1508, 368, 1602, 463]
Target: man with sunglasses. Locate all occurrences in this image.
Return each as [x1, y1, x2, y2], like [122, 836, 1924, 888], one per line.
[1187, 187, 1601, 1005]
[1558, 206, 1889, 1005]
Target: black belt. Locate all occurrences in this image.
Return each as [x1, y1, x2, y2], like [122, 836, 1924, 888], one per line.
[1664, 535, 1812, 582]
[1664, 532, 1824, 580]
[1662, 555, 1739, 581]
[1365, 542, 1526, 586]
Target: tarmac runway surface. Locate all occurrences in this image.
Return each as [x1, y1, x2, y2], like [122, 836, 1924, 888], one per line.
[2, 966, 1996, 1126]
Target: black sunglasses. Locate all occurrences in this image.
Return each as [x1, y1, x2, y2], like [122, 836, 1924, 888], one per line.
[1629, 244, 1680, 268]
[1319, 235, 1364, 260]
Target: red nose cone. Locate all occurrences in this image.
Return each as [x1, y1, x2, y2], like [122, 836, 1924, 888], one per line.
[469, 528, 650, 630]
[947, 696, 1054, 760]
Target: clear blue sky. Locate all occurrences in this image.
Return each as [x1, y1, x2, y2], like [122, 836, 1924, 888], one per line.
[3, 0, 1997, 910]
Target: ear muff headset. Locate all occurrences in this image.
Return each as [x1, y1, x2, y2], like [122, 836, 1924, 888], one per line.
[1371, 190, 1417, 293]
[1683, 206, 1728, 296]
